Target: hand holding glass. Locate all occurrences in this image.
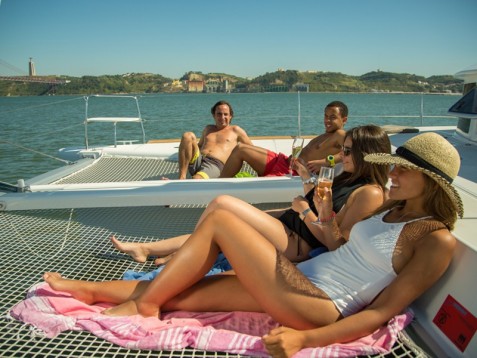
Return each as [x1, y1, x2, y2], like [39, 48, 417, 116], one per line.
[290, 137, 304, 175]
[316, 166, 334, 198]
[312, 166, 335, 225]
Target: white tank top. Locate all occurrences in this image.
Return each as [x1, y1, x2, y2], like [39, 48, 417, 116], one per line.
[297, 210, 430, 317]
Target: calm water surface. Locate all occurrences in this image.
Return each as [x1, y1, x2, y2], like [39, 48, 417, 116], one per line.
[0, 92, 459, 184]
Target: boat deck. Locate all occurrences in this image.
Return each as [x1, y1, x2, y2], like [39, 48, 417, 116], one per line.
[27, 156, 257, 185]
[55, 157, 182, 184]
[0, 203, 430, 357]
[2, 130, 474, 357]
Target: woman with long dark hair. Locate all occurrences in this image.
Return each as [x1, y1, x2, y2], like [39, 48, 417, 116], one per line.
[112, 125, 391, 263]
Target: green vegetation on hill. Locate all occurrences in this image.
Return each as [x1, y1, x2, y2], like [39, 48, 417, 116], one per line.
[0, 69, 463, 96]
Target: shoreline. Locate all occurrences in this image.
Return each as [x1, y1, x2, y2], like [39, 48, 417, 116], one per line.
[0, 91, 462, 98]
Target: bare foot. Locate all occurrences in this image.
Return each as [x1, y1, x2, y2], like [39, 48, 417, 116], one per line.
[110, 236, 149, 263]
[102, 299, 160, 318]
[43, 272, 95, 304]
[154, 253, 175, 266]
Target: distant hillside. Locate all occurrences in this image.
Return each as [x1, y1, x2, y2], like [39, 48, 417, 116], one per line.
[0, 69, 463, 96]
[357, 71, 459, 93]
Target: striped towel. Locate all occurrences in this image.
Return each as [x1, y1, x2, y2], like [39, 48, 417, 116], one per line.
[10, 282, 413, 357]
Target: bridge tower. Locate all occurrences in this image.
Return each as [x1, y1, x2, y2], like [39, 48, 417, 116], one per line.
[29, 57, 36, 77]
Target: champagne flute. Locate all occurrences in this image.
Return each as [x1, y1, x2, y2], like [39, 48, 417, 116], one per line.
[316, 166, 334, 198]
[289, 137, 304, 176]
[312, 166, 335, 225]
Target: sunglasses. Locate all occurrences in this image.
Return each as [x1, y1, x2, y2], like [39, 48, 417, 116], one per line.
[342, 146, 352, 156]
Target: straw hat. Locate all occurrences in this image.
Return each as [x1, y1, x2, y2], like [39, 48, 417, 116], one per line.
[364, 132, 464, 218]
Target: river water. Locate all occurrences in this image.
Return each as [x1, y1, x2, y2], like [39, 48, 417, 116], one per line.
[0, 92, 459, 184]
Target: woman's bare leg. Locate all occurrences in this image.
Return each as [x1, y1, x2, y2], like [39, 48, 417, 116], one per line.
[43, 272, 150, 305]
[111, 195, 295, 264]
[44, 210, 339, 328]
[110, 196, 263, 263]
[111, 235, 189, 263]
[114, 194, 311, 263]
[194, 194, 288, 230]
[43, 272, 255, 313]
[104, 210, 339, 327]
[200, 195, 308, 260]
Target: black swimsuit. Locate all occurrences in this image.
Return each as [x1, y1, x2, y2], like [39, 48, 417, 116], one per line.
[278, 177, 371, 249]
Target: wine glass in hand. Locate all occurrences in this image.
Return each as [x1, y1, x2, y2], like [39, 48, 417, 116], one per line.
[290, 137, 304, 175]
[316, 166, 334, 198]
[311, 166, 335, 225]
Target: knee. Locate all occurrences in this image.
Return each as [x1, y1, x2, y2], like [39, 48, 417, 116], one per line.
[208, 195, 234, 211]
[181, 131, 196, 144]
[204, 208, 234, 227]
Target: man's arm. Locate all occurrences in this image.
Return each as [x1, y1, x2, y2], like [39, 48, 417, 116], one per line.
[308, 152, 342, 173]
[305, 131, 345, 173]
[326, 130, 346, 166]
[330, 152, 342, 166]
[234, 125, 253, 145]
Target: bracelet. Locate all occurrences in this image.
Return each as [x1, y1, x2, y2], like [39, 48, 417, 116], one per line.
[299, 208, 312, 221]
[302, 176, 317, 185]
[315, 211, 336, 225]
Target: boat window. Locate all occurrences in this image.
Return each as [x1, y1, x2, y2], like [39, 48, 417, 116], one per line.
[457, 118, 471, 134]
[463, 82, 476, 94]
[448, 87, 477, 117]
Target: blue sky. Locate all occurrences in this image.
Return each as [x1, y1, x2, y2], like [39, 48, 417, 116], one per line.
[0, 0, 476, 79]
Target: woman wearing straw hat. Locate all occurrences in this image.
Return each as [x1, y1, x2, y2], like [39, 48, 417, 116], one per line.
[43, 132, 463, 357]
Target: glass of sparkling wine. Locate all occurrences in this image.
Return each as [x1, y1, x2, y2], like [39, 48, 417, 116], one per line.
[316, 166, 334, 199]
[290, 137, 304, 175]
[312, 166, 335, 225]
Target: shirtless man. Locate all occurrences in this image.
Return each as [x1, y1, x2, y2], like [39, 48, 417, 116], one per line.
[219, 101, 348, 177]
[178, 100, 252, 179]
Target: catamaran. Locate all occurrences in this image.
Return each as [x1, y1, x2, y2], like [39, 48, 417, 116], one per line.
[1, 64, 476, 357]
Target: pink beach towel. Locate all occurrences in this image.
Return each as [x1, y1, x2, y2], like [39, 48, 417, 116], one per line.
[10, 283, 413, 357]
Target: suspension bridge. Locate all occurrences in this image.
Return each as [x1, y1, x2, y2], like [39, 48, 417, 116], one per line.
[0, 58, 70, 85]
[0, 75, 69, 84]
